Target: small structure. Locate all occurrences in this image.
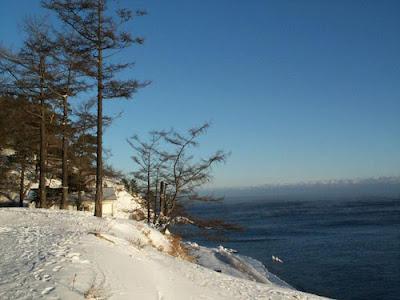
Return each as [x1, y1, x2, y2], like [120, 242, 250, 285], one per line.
[78, 187, 117, 216]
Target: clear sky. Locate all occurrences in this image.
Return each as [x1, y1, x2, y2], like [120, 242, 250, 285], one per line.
[1, 0, 400, 188]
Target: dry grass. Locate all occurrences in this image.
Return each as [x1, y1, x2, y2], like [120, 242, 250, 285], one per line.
[142, 229, 151, 238]
[137, 229, 195, 262]
[87, 220, 116, 244]
[89, 220, 112, 235]
[88, 232, 115, 244]
[126, 228, 153, 250]
[84, 284, 105, 300]
[128, 237, 147, 249]
[167, 234, 196, 262]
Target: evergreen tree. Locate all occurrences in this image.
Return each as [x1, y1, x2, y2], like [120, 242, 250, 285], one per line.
[49, 32, 91, 209]
[43, 0, 149, 217]
[0, 19, 58, 208]
[68, 100, 97, 208]
[0, 96, 38, 206]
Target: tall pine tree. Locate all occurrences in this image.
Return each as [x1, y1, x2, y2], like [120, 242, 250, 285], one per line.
[49, 32, 91, 209]
[43, 0, 149, 217]
[0, 19, 58, 208]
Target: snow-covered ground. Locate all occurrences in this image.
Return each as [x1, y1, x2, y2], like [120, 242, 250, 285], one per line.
[113, 188, 143, 219]
[0, 207, 329, 300]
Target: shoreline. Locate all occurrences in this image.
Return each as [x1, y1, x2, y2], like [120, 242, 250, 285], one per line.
[0, 207, 329, 299]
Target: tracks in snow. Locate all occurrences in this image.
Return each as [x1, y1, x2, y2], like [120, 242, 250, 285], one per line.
[0, 209, 96, 299]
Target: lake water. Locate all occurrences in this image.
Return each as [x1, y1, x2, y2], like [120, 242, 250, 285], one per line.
[175, 197, 400, 299]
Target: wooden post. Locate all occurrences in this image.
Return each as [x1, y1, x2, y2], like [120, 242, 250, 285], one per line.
[153, 170, 159, 224]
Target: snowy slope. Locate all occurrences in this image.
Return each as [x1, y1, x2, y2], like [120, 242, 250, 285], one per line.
[188, 244, 293, 289]
[0, 208, 329, 300]
[113, 188, 143, 219]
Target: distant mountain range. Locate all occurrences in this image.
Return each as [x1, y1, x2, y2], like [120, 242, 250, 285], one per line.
[204, 177, 400, 200]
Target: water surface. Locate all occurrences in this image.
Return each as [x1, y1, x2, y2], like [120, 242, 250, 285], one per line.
[175, 197, 400, 299]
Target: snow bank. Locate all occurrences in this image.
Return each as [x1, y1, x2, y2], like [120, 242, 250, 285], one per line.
[113, 188, 144, 219]
[30, 178, 62, 189]
[188, 243, 293, 289]
[0, 208, 329, 299]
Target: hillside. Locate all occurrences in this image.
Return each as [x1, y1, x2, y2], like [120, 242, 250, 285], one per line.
[0, 207, 328, 300]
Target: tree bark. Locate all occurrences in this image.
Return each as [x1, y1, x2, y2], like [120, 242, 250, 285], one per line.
[19, 160, 25, 207]
[39, 56, 47, 208]
[163, 183, 168, 216]
[94, 0, 103, 217]
[61, 95, 68, 209]
[159, 181, 164, 216]
[77, 190, 82, 211]
[146, 167, 150, 224]
[153, 171, 159, 224]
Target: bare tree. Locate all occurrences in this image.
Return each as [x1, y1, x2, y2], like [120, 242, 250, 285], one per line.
[43, 0, 150, 217]
[128, 123, 230, 231]
[159, 123, 228, 229]
[121, 176, 139, 195]
[127, 132, 164, 223]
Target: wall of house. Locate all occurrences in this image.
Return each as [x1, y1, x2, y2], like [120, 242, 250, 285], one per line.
[48, 201, 114, 217]
[102, 201, 114, 216]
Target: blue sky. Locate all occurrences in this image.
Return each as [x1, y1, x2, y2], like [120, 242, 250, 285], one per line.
[1, 0, 400, 187]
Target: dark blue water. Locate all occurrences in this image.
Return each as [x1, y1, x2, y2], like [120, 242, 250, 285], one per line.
[175, 197, 400, 300]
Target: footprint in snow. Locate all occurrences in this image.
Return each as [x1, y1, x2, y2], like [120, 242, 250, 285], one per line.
[52, 265, 62, 272]
[0, 226, 11, 234]
[34, 274, 41, 280]
[42, 274, 51, 281]
[41, 286, 54, 295]
[66, 252, 81, 258]
[33, 269, 44, 279]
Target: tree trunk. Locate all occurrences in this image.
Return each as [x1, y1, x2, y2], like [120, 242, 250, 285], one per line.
[146, 171, 150, 224]
[94, 1, 103, 218]
[19, 160, 25, 207]
[77, 190, 82, 211]
[159, 181, 164, 217]
[153, 176, 159, 224]
[163, 183, 168, 216]
[38, 56, 47, 208]
[61, 95, 68, 209]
